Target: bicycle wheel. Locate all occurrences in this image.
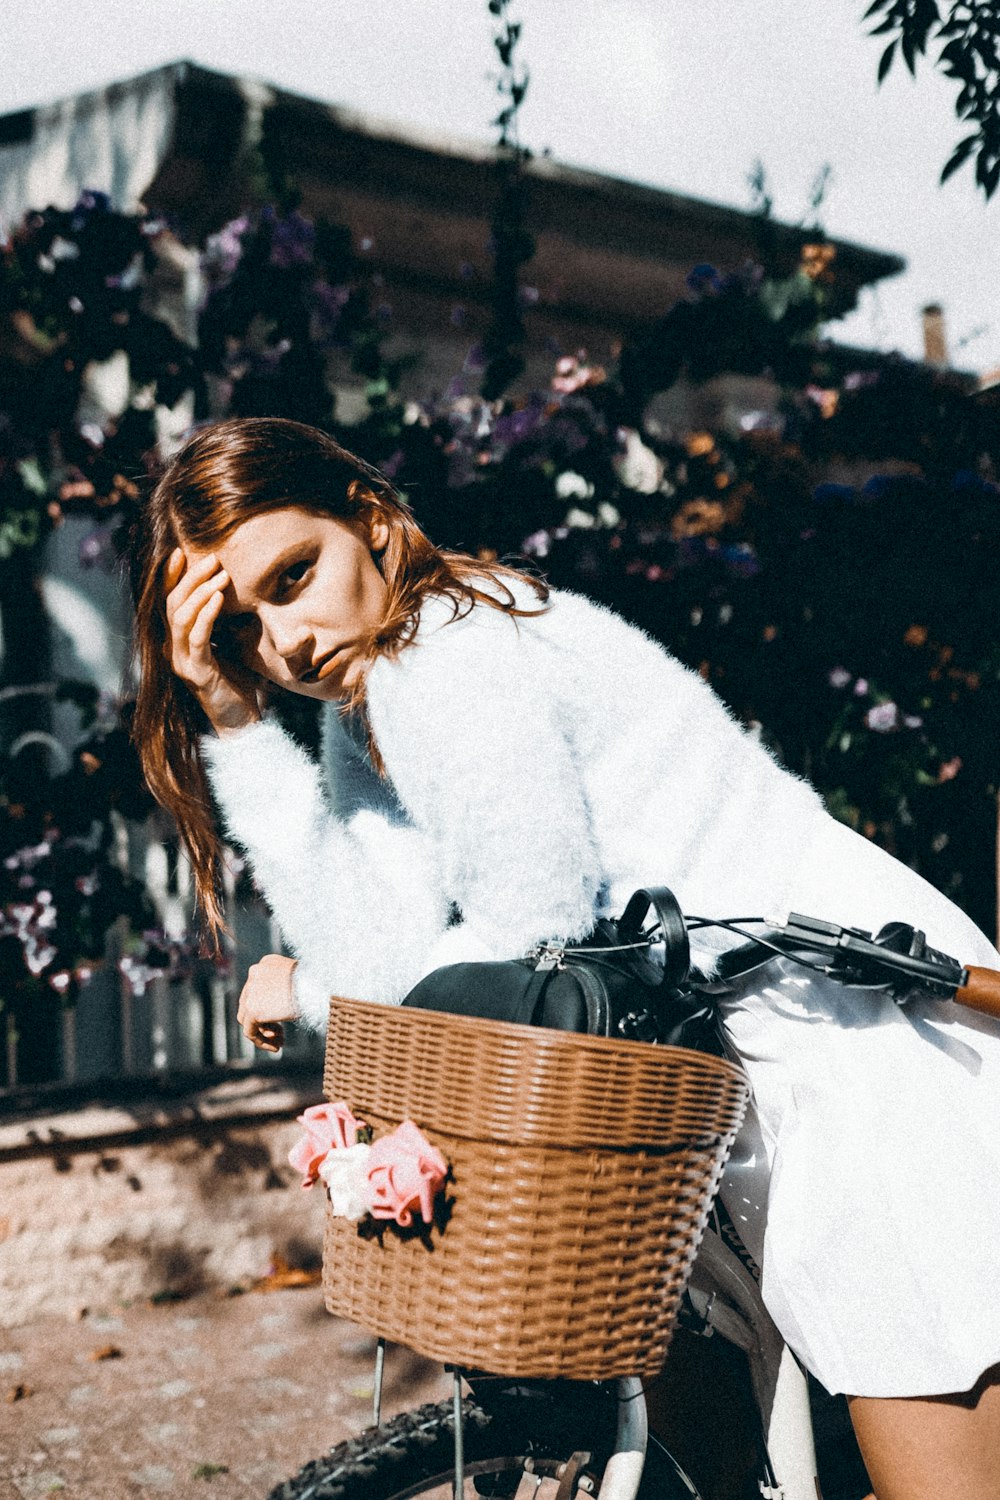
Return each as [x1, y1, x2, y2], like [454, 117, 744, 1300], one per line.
[268, 1389, 703, 1500]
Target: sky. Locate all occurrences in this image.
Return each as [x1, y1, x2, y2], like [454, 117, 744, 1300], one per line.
[0, 0, 997, 376]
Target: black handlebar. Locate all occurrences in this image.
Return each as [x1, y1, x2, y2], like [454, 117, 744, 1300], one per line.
[653, 899, 1000, 1020]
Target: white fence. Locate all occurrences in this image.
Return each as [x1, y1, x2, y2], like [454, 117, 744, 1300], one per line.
[2, 818, 324, 1092]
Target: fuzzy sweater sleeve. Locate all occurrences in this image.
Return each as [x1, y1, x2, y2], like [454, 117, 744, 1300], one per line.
[365, 604, 601, 963]
[201, 718, 452, 1027]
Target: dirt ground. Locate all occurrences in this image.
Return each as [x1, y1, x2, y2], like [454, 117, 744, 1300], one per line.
[0, 1279, 448, 1500]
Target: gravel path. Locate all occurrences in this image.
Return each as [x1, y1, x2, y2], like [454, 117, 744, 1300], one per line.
[0, 1283, 448, 1499]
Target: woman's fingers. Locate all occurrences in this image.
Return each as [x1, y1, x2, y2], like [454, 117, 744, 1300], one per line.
[162, 548, 261, 735]
[188, 588, 225, 652]
[237, 954, 299, 1051]
[166, 560, 229, 673]
[250, 1020, 284, 1053]
[176, 576, 226, 645]
[164, 546, 185, 584]
[168, 565, 228, 635]
[164, 549, 222, 618]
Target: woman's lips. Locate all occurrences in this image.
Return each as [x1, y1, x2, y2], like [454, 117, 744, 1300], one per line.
[300, 649, 342, 684]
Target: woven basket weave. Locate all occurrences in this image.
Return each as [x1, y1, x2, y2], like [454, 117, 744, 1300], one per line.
[322, 994, 750, 1380]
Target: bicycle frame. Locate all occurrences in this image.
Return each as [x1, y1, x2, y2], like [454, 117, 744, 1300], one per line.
[685, 1226, 819, 1500]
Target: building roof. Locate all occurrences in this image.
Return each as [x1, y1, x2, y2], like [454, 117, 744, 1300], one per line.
[0, 61, 906, 351]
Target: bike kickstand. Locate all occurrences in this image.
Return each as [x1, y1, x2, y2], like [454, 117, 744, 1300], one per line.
[452, 1369, 464, 1499]
[372, 1337, 386, 1428]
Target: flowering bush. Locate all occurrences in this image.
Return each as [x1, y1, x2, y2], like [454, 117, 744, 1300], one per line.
[2, 183, 1000, 1087]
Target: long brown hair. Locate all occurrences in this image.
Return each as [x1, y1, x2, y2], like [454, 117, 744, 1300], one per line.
[130, 416, 548, 945]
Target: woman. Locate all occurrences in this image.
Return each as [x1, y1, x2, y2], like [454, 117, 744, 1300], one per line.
[134, 415, 1000, 1499]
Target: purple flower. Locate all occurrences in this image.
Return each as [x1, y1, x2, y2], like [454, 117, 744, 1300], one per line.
[268, 210, 316, 269]
[79, 525, 118, 570]
[828, 666, 852, 689]
[521, 529, 552, 558]
[865, 702, 899, 733]
[202, 216, 250, 284]
[720, 542, 761, 578]
[492, 402, 543, 448]
[379, 449, 405, 479]
[686, 263, 723, 295]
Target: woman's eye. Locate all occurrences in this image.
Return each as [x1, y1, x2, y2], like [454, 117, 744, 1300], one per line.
[277, 560, 312, 595]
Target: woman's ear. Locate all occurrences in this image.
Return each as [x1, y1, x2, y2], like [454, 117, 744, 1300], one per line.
[369, 515, 390, 553]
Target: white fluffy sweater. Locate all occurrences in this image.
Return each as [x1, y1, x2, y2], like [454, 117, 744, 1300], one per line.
[201, 586, 845, 1031]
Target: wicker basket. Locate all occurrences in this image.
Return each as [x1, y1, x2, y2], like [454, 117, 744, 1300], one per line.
[322, 994, 750, 1380]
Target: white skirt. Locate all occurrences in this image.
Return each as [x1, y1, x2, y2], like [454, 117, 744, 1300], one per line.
[715, 817, 1000, 1399]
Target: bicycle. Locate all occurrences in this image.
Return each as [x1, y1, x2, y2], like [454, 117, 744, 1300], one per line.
[268, 898, 1000, 1500]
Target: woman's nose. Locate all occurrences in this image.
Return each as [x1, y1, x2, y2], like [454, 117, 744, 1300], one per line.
[263, 610, 312, 664]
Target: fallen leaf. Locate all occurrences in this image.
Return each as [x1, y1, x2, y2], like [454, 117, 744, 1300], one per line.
[6, 1382, 33, 1402]
[89, 1344, 123, 1362]
[251, 1254, 322, 1293]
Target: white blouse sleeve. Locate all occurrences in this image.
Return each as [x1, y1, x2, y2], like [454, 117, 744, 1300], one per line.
[201, 719, 452, 1027]
[365, 607, 601, 962]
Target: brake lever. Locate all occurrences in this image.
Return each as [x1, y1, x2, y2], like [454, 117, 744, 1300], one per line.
[781, 913, 967, 1000]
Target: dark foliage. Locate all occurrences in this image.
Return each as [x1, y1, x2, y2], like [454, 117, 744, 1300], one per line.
[865, 0, 1000, 196]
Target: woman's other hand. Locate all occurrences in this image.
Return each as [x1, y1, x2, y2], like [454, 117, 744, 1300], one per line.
[237, 953, 300, 1052]
[164, 547, 261, 736]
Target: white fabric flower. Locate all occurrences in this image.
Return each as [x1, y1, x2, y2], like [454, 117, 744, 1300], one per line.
[319, 1142, 374, 1220]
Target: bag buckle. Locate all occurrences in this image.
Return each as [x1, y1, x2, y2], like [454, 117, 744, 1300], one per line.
[533, 943, 565, 972]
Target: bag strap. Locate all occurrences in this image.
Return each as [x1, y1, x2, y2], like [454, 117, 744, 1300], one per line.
[524, 963, 556, 1025]
[616, 885, 690, 991]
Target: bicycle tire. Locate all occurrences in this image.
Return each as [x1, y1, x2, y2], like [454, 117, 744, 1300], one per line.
[268, 1391, 704, 1500]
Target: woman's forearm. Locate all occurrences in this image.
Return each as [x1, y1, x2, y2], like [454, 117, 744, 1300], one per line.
[201, 719, 452, 1012]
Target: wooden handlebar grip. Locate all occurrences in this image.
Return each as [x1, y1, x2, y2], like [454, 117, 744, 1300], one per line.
[954, 967, 1000, 1020]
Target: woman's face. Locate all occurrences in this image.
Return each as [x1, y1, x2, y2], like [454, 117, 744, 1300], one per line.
[185, 505, 389, 699]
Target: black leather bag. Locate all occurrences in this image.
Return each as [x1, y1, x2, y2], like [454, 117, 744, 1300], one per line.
[402, 886, 723, 1053]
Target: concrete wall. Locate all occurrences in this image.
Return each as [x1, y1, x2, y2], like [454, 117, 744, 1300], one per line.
[0, 1069, 328, 1326]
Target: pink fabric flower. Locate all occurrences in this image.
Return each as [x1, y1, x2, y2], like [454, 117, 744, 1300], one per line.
[288, 1101, 365, 1189]
[365, 1121, 448, 1227]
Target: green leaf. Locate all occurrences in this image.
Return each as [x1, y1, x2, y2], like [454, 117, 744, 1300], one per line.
[983, 154, 1000, 198]
[878, 39, 898, 81]
[940, 132, 979, 182]
[15, 458, 47, 496]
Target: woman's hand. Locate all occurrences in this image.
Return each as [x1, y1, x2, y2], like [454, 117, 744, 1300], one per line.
[237, 953, 300, 1052]
[163, 547, 261, 736]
